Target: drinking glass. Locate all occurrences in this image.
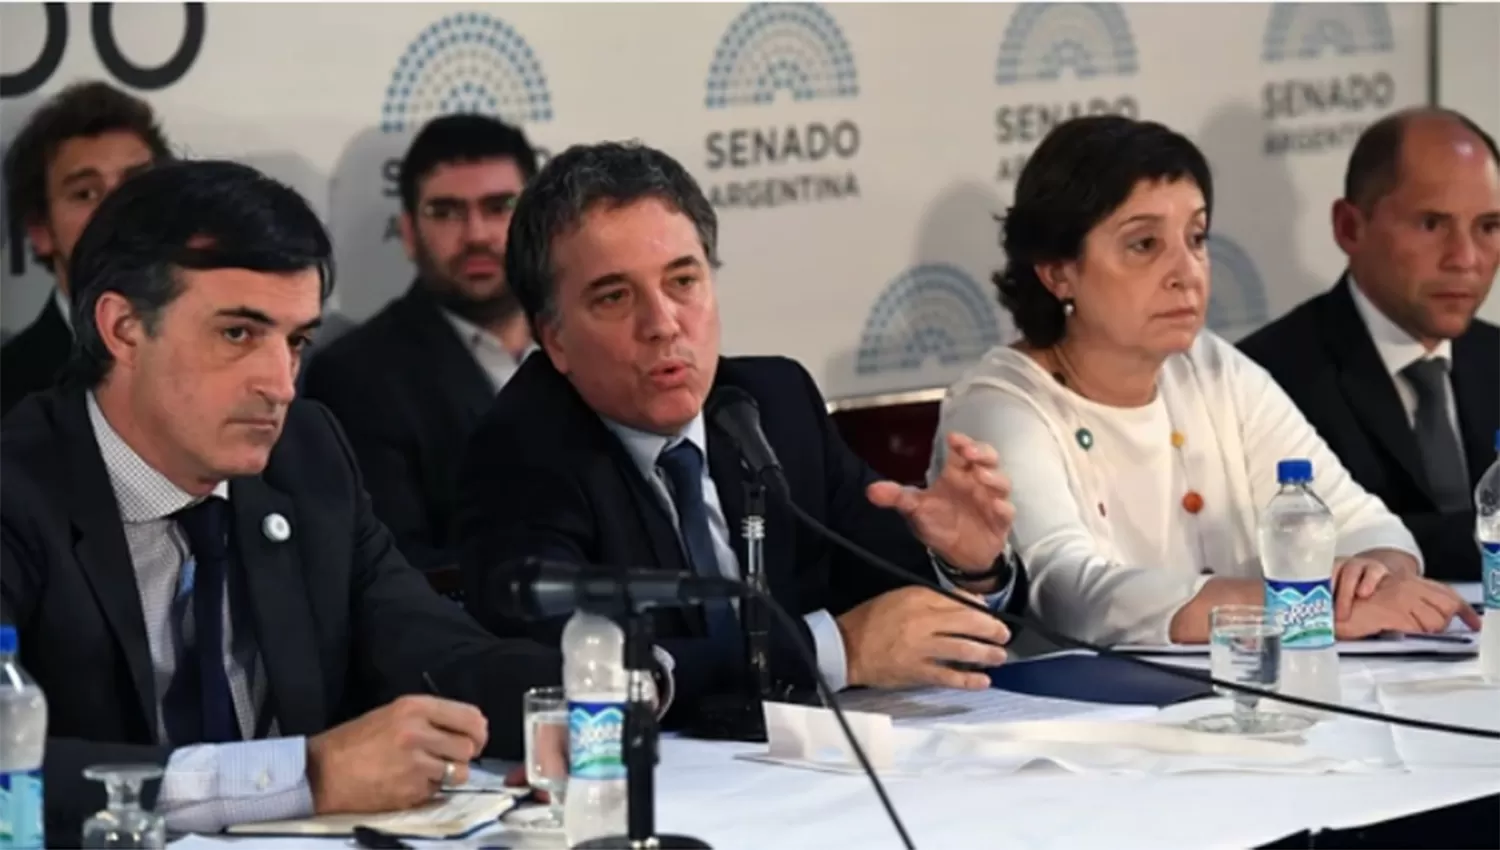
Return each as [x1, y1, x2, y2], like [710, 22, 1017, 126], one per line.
[1189, 605, 1311, 736]
[81, 764, 166, 848]
[524, 685, 569, 828]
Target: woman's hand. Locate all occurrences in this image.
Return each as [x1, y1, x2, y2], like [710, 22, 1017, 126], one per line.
[1331, 556, 1392, 621]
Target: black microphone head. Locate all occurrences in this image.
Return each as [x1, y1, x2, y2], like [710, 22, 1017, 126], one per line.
[707, 385, 760, 422]
[493, 557, 580, 621]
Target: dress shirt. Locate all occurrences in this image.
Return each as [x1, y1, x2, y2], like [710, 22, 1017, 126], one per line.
[87, 394, 312, 832]
[603, 413, 1015, 693]
[441, 309, 535, 392]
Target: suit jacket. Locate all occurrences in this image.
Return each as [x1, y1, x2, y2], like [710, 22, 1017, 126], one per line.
[0, 297, 72, 418]
[302, 285, 499, 572]
[1239, 277, 1500, 580]
[456, 353, 1027, 721]
[0, 387, 561, 841]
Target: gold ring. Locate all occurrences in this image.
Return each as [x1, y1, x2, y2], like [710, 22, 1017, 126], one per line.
[442, 760, 457, 788]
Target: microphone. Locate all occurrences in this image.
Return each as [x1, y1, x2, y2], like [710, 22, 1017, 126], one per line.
[493, 557, 745, 620]
[707, 387, 789, 496]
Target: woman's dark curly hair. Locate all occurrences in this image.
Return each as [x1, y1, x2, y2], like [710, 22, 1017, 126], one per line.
[995, 115, 1214, 347]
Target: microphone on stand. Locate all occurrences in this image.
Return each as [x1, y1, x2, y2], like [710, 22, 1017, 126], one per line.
[491, 557, 745, 620]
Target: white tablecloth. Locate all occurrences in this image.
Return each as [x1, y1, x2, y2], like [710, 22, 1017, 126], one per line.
[174, 658, 1500, 850]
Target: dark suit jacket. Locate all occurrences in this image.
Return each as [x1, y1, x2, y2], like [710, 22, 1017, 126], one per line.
[1239, 277, 1499, 580]
[456, 353, 1027, 721]
[1, 297, 72, 418]
[302, 285, 500, 572]
[0, 387, 561, 842]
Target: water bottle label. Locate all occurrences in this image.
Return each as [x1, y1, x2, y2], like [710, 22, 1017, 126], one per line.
[1482, 542, 1500, 610]
[1265, 579, 1335, 649]
[0, 768, 44, 849]
[568, 700, 625, 781]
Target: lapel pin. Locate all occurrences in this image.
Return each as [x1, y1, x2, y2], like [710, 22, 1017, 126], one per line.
[262, 513, 292, 543]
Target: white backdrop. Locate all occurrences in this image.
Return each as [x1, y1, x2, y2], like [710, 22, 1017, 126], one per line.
[0, 2, 1459, 402]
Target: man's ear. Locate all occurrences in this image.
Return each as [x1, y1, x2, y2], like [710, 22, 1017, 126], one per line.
[25, 221, 56, 268]
[540, 315, 569, 375]
[398, 213, 420, 264]
[93, 291, 149, 371]
[1331, 198, 1366, 259]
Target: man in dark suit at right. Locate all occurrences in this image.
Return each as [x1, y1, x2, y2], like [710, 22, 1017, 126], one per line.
[303, 114, 539, 572]
[1241, 108, 1500, 581]
[2, 80, 173, 416]
[457, 141, 1025, 726]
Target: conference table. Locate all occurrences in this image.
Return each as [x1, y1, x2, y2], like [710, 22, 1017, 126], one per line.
[173, 651, 1500, 850]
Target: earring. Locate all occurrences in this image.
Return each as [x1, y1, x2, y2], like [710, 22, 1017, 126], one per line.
[1062, 297, 1076, 317]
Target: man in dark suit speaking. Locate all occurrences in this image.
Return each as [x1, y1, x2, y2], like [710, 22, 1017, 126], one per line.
[457, 141, 1024, 723]
[0, 160, 560, 842]
[1241, 108, 1500, 582]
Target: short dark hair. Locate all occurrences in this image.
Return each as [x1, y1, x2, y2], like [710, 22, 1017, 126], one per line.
[995, 115, 1214, 348]
[65, 159, 334, 388]
[1344, 107, 1500, 212]
[397, 114, 539, 214]
[3, 80, 173, 261]
[505, 140, 720, 334]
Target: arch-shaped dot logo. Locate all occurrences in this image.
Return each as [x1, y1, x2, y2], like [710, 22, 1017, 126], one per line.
[381, 12, 553, 133]
[995, 2, 1139, 86]
[1262, 3, 1394, 62]
[1205, 233, 1271, 333]
[857, 264, 1002, 376]
[705, 2, 858, 109]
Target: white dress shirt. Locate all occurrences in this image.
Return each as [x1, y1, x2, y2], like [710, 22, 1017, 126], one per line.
[87, 394, 313, 832]
[1347, 276, 1466, 466]
[932, 331, 1421, 646]
[441, 309, 534, 391]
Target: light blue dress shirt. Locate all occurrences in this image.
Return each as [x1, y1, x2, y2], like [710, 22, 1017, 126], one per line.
[602, 413, 1016, 692]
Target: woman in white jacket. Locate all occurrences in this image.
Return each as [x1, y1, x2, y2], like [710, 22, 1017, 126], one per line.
[932, 115, 1479, 647]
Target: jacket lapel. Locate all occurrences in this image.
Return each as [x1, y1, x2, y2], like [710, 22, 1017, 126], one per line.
[62, 392, 159, 738]
[398, 285, 501, 424]
[1452, 327, 1500, 483]
[1321, 279, 1432, 497]
[230, 477, 326, 736]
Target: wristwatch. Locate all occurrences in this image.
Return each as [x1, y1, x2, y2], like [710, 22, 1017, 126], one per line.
[931, 546, 1018, 586]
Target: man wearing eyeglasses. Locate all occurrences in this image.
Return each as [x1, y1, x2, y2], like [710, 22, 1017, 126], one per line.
[303, 114, 540, 573]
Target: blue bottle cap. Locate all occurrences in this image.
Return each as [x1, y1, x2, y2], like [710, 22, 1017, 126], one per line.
[1277, 458, 1313, 484]
[0, 625, 15, 654]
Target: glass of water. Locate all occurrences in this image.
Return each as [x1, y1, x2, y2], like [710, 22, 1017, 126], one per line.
[524, 685, 569, 828]
[81, 764, 166, 848]
[1190, 605, 1309, 736]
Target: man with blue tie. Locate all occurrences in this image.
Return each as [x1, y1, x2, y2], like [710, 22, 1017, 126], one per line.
[0, 160, 561, 843]
[457, 141, 1026, 724]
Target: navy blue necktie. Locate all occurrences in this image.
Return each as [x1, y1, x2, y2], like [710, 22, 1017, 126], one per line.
[161, 497, 241, 745]
[656, 441, 742, 654]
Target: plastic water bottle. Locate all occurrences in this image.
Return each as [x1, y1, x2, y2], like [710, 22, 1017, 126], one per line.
[562, 611, 628, 847]
[1259, 459, 1341, 717]
[1476, 429, 1500, 684]
[0, 626, 47, 850]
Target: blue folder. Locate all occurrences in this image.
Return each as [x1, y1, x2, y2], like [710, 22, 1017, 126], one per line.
[987, 651, 1215, 706]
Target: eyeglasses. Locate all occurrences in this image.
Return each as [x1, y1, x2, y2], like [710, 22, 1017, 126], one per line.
[418, 193, 519, 226]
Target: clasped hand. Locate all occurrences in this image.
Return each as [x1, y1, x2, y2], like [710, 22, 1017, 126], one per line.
[1333, 556, 1481, 638]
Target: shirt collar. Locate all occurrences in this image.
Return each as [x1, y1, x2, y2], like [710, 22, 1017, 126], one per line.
[1348, 273, 1453, 377]
[441, 308, 534, 364]
[86, 392, 230, 523]
[601, 412, 709, 481]
[53, 287, 73, 332]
